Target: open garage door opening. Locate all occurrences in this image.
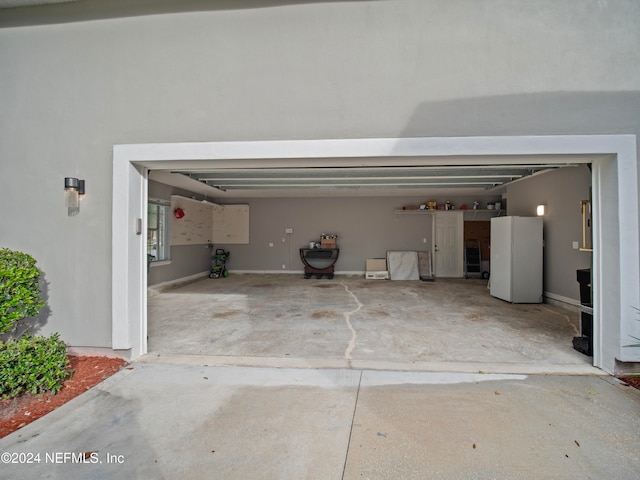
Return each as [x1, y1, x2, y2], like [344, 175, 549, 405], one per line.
[112, 135, 640, 374]
[143, 159, 596, 374]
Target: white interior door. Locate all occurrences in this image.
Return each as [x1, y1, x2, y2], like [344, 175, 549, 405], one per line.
[434, 211, 463, 277]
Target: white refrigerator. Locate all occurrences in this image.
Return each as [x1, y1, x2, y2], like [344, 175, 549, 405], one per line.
[490, 216, 543, 303]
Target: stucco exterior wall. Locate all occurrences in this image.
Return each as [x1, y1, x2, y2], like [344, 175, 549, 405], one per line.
[1, 0, 639, 349]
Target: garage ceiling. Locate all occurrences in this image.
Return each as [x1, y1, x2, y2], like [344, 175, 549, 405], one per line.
[153, 161, 583, 198]
[173, 164, 567, 193]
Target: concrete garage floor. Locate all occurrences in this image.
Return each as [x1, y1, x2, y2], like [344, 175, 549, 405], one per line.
[146, 274, 595, 374]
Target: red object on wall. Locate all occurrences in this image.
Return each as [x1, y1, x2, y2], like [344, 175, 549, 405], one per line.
[174, 207, 185, 219]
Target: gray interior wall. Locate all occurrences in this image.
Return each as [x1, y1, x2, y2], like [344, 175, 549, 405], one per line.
[506, 166, 593, 302]
[1, 0, 638, 349]
[149, 246, 211, 285]
[214, 196, 501, 272]
[153, 194, 500, 274]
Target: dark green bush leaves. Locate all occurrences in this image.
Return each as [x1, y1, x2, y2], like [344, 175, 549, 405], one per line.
[0, 249, 70, 399]
[0, 333, 72, 398]
[0, 248, 45, 335]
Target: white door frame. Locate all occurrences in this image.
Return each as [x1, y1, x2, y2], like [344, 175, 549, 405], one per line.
[112, 135, 639, 373]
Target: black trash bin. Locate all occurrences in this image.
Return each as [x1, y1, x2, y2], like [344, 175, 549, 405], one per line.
[573, 268, 593, 356]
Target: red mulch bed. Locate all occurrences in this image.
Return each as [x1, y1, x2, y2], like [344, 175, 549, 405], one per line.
[618, 375, 640, 390]
[0, 355, 127, 439]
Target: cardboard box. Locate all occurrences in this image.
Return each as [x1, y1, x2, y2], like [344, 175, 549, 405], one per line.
[365, 271, 389, 280]
[366, 258, 387, 271]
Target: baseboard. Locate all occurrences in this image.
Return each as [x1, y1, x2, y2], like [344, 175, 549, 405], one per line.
[544, 291, 581, 310]
[230, 270, 366, 276]
[231, 270, 304, 274]
[148, 271, 209, 296]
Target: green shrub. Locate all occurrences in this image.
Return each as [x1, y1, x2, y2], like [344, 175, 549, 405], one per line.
[0, 249, 71, 399]
[0, 248, 45, 335]
[0, 333, 72, 398]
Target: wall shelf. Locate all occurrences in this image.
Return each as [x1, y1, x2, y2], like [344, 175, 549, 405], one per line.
[394, 209, 435, 215]
[395, 209, 504, 219]
[394, 209, 461, 214]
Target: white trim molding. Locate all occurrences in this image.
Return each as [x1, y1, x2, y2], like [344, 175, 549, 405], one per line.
[147, 271, 210, 297]
[544, 292, 581, 309]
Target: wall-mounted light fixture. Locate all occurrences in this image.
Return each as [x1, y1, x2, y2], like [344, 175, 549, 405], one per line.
[536, 204, 546, 216]
[64, 177, 85, 216]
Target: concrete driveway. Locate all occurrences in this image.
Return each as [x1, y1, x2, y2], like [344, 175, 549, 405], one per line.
[1, 362, 639, 479]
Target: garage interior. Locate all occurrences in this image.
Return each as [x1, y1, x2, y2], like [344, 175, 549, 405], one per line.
[144, 156, 596, 373]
